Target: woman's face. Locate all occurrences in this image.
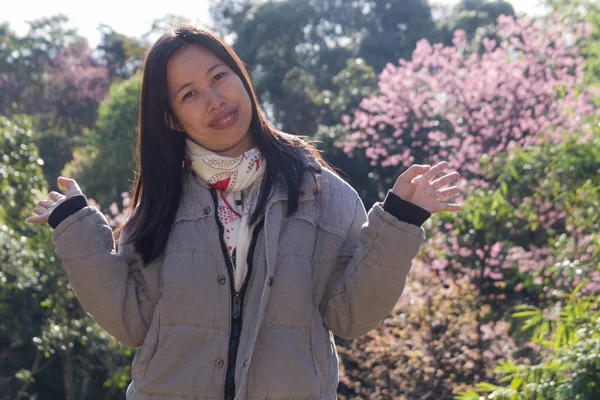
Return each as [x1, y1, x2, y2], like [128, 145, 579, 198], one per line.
[166, 45, 253, 157]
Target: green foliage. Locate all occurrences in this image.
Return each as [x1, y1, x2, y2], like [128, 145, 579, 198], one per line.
[96, 24, 146, 81]
[313, 58, 382, 205]
[581, 10, 600, 85]
[450, 0, 515, 41]
[486, 128, 600, 291]
[63, 74, 141, 208]
[0, 115, 133, 399]
[453, 128, 600, 399]
[456, 286, 600, 399]
[338, 120, 600, 398]
[0, 115, 47, 236]
[543, 0, 600, 86]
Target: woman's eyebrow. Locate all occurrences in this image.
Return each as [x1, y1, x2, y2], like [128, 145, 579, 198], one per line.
[174, 63, 226, 98]
[205, 63, 225, 76]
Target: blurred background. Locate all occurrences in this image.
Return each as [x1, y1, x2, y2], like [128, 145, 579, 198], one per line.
[1, 0, 599, 399]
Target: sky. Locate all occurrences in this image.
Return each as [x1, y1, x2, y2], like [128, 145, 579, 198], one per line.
[4, 0, 547, 49]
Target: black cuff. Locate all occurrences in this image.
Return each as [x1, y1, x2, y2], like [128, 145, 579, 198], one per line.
[382, 190, 431, 227]
[48, 195, 89, 229]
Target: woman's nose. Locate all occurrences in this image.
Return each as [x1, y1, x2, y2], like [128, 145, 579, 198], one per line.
[207, 89, 226, 112]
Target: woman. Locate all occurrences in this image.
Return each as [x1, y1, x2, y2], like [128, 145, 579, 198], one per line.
[26, 23, 461, 400]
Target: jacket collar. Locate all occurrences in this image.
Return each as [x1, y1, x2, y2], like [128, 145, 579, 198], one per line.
[178, 156, 323, 220]
[266, 155, 323, 205]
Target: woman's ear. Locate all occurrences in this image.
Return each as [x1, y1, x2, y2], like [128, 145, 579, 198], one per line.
[164, 111, 184, 132]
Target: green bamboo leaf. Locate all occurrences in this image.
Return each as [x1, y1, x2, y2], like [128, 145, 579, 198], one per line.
[493, 360, 522, 374]
[510, 376, 523, 390]
[454, 389, 481, 400]
[564, 325, 572, 343]
[513, 310, 541, 318]
[536, 320, 550, 342]
[521, 315, 542, 331]
[498, 374, 516, 383]
[572, 280, 585, 297]
[477, 382, 504, 391]
[555, 324, 565, 349]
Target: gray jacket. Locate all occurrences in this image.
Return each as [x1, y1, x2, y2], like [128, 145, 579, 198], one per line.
[51, 165, 426, 400]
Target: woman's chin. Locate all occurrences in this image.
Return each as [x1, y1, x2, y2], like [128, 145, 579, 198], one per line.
[209, 136, 254, 157]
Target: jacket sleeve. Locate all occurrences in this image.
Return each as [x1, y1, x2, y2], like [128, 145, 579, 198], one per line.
[319, 198, 426, 339]
[51, 206, 155, 347]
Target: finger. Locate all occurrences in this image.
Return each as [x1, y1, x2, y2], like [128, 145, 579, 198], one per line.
[432, 203, 462, 213]
[49, 191, 65, 201]
[25, 214, 49, 224]
[398, 164, 432, 182]
[431, 172, 460, 191]
[423, 161, 449, 180]
[33, 207, 47, 215]
[57, 176, 80, 192]
[38, 199, 54, 209]
[435, 186, 461, 200]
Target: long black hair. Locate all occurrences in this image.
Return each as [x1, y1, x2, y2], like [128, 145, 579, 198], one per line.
[117, 23, 327, 265]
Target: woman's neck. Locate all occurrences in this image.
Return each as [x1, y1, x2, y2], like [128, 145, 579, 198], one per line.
[186, 131, 254, 158]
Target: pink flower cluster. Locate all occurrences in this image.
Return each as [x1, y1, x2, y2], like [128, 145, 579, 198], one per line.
[43, 40, 110, 104]
[340, 14, 595, 178]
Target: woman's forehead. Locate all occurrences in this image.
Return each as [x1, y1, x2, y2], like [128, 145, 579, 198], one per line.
[167, 45, 227, 95]
[168, 45, 223, 73]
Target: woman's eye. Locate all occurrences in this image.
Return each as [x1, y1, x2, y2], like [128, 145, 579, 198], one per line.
[183, 91, 195, 100]
[213, 72, 226, 83]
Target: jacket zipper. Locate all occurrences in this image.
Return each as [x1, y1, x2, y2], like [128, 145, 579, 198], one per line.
[210, 188, 264, 400]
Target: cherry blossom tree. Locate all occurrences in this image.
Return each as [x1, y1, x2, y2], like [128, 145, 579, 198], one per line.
[341, 14, 595, 183]
[335, 13, 599, 398]
[43, 39, 110, 136]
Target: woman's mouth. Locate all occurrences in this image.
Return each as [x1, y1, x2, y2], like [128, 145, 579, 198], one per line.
[210, 109, 239, 129]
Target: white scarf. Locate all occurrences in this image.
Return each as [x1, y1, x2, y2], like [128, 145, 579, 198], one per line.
[185, 138, 266, 292]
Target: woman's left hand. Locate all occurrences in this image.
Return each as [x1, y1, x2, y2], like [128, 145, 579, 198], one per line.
[392, 161, 462, 214]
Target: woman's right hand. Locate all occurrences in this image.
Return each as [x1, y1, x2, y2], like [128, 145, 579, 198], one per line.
[26, 176, 84, 225]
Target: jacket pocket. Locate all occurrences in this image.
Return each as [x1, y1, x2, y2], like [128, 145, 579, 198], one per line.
[132, 303, 160, 381]
[138, 325, 226, 396]
[248, 328, 320, 397]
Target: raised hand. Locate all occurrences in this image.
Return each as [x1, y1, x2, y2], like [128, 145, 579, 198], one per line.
[392, 161, 462, 214]
[25, 176, 84, 225]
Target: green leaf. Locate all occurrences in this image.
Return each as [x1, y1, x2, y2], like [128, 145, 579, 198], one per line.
[453, 389, 481, 400]
[477, 382, 503, 391]
[536, 320, 550, 342]
[521, 315, 542, 331]
[508, 163, 519, 180]
[555, 324, 565, 349]
[510, 376, 523, 390]
[512, 310, 540, 318]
